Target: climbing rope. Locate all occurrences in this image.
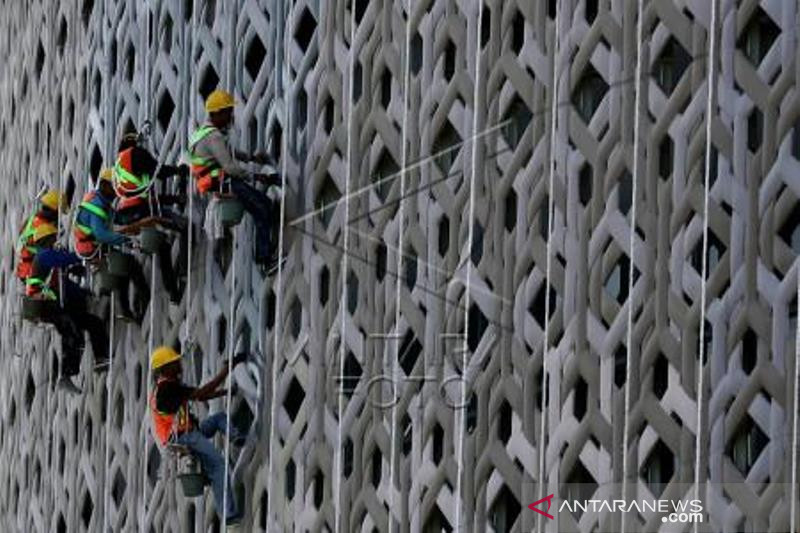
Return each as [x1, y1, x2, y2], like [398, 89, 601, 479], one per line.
[454, 3, 485, 532]
[387, 1, 413, 531]
[264, 1, 292, 527]
[537, 1, 561, 531]
[620, 1, 645, 531]
[222, 224, 238, 526]
[139, 3, 155, 528]
[694, 2, 717, 530]
[792, 276, 800, 533]
[139, 233, 158, 528]
[102, 293, 116, 533]
[334, 2, 358, 531]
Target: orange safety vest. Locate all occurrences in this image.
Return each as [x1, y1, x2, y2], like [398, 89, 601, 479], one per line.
[72, 190, 111, 257]
[187, 125, 225, 194]
[149, 377, 193, 446]
[15, 213, 48, 281]
[114, 147, 150, 211]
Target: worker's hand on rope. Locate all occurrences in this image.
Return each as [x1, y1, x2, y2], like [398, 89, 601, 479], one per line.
[254, 173, 281, 188]
[232, 352, 248, 367]
[177, 164, 191, 178]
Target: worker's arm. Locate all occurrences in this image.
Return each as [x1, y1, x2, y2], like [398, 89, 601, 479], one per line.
[88, 212, 128, 246]
[190, 367, 229, 401]
[35, 249, 81, 270]
[202, 132, 248, 178]
[189, 353, 247, 401]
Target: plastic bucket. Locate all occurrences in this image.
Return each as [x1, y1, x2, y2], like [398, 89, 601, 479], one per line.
[95, 270, 121, 295]
[106, 251, 132, 277]
[178, 473, 206, 497]
[218, 198, 244, 227]
[139, 227, 166, 255]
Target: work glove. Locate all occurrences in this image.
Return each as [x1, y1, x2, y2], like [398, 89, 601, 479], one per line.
[232, 352, 248, 367]
[178, 164, 190, 178]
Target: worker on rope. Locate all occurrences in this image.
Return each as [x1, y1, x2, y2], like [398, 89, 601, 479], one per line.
[15, 190, 68, 283]
[25, 223, 110, 394]
[73, 168, 150, 323]
[187, 88, 282, 269]
[149, 346, 248, 526]
[114, 129, 189, 304]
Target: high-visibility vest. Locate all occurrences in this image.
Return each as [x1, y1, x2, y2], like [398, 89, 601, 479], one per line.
[187, 125, 224, 194]
[149, 377, 193, 446]
[114, 147, 151, 211]
[16, 213, 47, 281]
[72, 191, 110, 257]
[25, 272, 58, 300]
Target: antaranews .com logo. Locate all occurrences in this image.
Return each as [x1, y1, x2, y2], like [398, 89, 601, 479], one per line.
[528, 494, 703, 525]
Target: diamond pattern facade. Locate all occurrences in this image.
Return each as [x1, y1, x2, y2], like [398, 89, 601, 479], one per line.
[0, 1, 798, 532]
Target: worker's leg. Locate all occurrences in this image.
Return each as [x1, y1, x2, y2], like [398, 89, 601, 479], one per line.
[228, 178, 274, 263]
[49, 313, 83, 377]
[128, 256, 150, 319]
[197, 412, 244, 442]
[71, 309, 109, 363]
[176, 431, 239, 522]
[61, 280, 109, 363]
[157, 239, 181, 303]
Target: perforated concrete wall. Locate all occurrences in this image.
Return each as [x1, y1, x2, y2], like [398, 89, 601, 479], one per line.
[1, 0, 800, 532]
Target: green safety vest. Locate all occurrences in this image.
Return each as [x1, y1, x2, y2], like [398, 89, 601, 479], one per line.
[26, 275, 57, 301]
[188, 126, 223, 181]
[77, 199, 109, 237]
[17, 214, 39, 254]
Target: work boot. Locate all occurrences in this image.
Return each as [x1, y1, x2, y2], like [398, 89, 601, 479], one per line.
[57, 376, 82, 395]
[225, 516, 243, 532]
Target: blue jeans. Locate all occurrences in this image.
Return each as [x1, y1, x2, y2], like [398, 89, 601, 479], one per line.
[229, 178, 276, 263]
[176, 412, 242, 523]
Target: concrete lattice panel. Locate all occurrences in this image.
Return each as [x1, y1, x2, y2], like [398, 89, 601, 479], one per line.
[0, 0, 799, 532]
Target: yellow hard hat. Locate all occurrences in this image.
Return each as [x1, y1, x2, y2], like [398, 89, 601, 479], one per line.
[41, 190, 68, 213]
[151, 346, 181, 371]
[32, 223, 58, 242]
[99, 167, 114, 182]
[205, 89, 236, 113]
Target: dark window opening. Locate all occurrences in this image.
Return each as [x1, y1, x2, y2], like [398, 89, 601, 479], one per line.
[245, 34, 266, 80]
[574, 377, 588, 420]
[642, 440, 676, 497]
[652, 37, 691, 94]
[572, 64, 608, 123]
[728, 415, 769, 476]
[489, 485, 521, 532]
[742, 328, 757, 375]
[747, 107, 763, 152]
[199, 67, 219, 100]
[739, 7, 780, 66]
[579, 164, 592, 205]
[295, 8, 317, 53]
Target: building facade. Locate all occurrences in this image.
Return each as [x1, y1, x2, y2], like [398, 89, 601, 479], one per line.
[0, 0, 798, 531]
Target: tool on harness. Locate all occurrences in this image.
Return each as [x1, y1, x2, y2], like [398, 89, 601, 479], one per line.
[167, 443, 209, 498]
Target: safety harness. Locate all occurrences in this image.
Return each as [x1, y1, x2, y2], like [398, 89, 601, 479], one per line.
[73, 191, 110, 258]
[114, 147, 152, 211]
[188, 125, 224, 194]
[149, 376, 194, 446]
